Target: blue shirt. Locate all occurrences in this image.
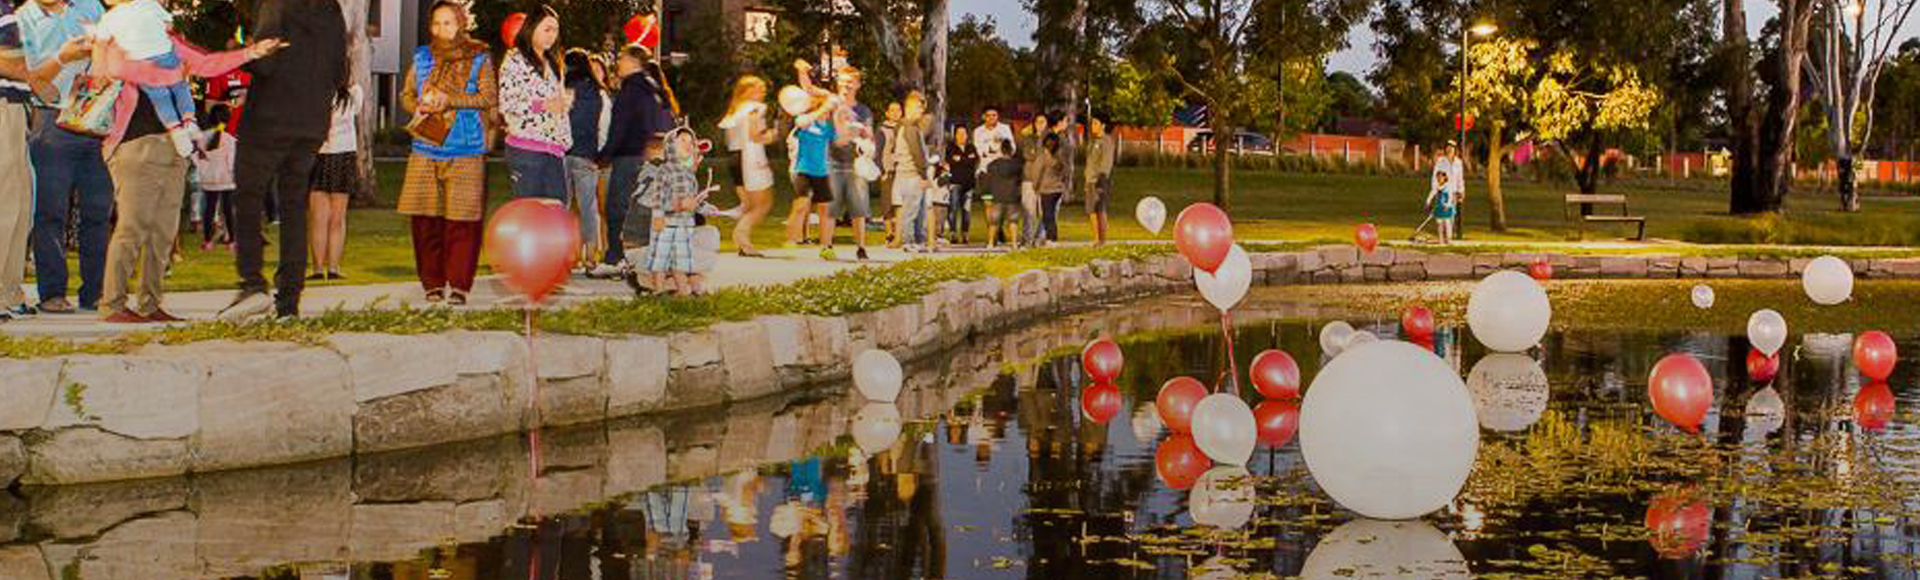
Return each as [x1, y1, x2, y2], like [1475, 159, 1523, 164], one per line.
[795, 120, 835, 177]
[0, 5, 30, 103]
[19, 0, 103, 106]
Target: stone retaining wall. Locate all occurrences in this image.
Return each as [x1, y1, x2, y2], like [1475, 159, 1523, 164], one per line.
[3, 247, 1912, 486]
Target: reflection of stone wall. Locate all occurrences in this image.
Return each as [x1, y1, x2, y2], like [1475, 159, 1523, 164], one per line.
[0, 295, 1227, 580]
[2, 248, 1890, 487]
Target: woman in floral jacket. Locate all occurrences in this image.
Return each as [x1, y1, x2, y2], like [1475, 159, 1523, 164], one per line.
[498, 6, 571, 200]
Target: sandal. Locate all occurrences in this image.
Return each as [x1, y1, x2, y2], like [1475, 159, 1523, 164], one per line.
[424, 289, 445, 304]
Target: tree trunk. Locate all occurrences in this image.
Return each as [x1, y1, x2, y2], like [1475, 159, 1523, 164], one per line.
[344, 0, 379, 208]
[1213, 120, 1233, 209]
[1838, 156, 1858, 210]
[1485, 120, 1507, 231]
[920, 0, 950, 152]
[1576, 130, 1605, 194]
[1725, 0, 1766, 214]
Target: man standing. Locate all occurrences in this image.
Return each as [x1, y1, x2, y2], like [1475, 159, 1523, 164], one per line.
[1433, 141, 1465, 239]
[219, 0, 347, 320]
[0, 4, 43, 323]
[21, 0, 110, 314]
[814, 66, 871, 261]
[1083, 114, 1117, 247]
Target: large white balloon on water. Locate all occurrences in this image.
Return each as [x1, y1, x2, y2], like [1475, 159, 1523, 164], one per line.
[1691, 284, 1715, 309]
[1747, 309, 1788, 356]
[1467, 270, 1553, 352]
[1299, 519, 1472, 580]
[852, 349, 904, 402]
[1135, 197, 1168, 234]
[1191, 393, 1258, 465]
[851, 402, 902, 457]
[1301, 340, 1479, 520]
[1802, 255, 1854, 305]
[1466, 353, 1551, 432]
[1194, 245, 1252, 312]
[1189, 465, 1256, 529]
[1319, 321, 1356, 356]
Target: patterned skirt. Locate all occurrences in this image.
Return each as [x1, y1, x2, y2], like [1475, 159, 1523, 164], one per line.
[396, 154, 488, 222]
[645, 225, 696, 273]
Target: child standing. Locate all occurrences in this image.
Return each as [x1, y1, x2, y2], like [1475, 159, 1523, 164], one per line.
[98, 0, 200, 156]
[637, 131, 712, 296]
[1426, 171, 1456, 245]
[195, 106, 238, 250]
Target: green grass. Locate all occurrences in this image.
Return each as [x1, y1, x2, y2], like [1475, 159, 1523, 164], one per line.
[0, 244, 1173, 358]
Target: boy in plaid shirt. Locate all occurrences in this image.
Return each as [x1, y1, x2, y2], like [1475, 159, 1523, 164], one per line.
[636, 130, 716, 295]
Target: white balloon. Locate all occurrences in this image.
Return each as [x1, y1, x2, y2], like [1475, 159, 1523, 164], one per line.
[1343, 331, 1378, 351]
[1466, 353, 1550, 432]
[852, 349, 904, 402]
[1189, 466, 1256, 529]
[1744, 386, 1785, 437]
[1299, 519, 1472, 580]
[1802, 255, 1854, 305]
[1131, 404, 1164, 445]
[1301, 340, 1479, 520]
[1194, 245, 1252, 312]
[1135, 196, 1168, 234]
[1191, 393, 1257, 465]
[1467, 271, 1552, 352]
[1691, 284, 1715, 309]
[1320, 321, 1356, 356]
[777, 85, 811, 116]
[851, 402, 902, 457]
[1747, 309, 1788, 356]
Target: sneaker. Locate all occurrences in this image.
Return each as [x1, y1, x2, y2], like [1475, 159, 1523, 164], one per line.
[10, 304, 38, 318]
[856, 247, 870, 261]
[143, 309, 185, 323]
[0, 310, 14, 323]
[37, 297, 73, 314]
[328, 271, 345, 280]
[588, 263, 624, 279]
[101, 309, 146, 324]
[306, 272, 327, 281]
[217, 290, 273, 322]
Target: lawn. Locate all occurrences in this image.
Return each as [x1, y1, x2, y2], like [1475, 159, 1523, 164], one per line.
[31, 159, 1920, 293]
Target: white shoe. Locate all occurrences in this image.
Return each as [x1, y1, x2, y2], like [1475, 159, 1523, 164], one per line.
[588, 263, 624, 279]
[216, 291, 273, 322]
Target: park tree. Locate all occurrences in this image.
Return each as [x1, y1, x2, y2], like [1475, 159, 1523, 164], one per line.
[1088, 58, 1179, 127]
[1319, 71, 1378, 131]
[946, 16, 1026, 120]
[1805, 0, 1918, 211]
[1723, 0, 1821, 214]
[1368, 1, 1453, 147]
[1869, 40, 1920, 160]
[1253, 0, 1373, 140]
[1136, 0, 1263, 208]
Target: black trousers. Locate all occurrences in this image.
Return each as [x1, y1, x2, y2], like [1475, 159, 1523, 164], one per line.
[232, 134, 323, 315]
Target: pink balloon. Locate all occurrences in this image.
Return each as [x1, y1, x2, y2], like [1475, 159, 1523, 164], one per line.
[1645, 488, 1711, 559]
[1082, 339, 1124, 384]
[1648, 354, 1713, 433]
[1154, 434, 1211, 490]
[1355, 223, 1378, 253]
[1081, 383, 1122, 425]
[1401, 305, 1435, 340]
[1854, 331, 1898, 381]
[1250, 350, 1301, 399]
[485, 198, 581, 304]
[1174, 203, 1233, 273]
[1856, 381, 1895, 431]
[1156, 377, 1209, 434]
[1253, 400, 1300, 447]
[1746, 348, 1779, 384]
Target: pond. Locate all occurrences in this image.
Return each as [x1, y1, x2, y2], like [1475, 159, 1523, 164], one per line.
[4, 285, 1919, 580]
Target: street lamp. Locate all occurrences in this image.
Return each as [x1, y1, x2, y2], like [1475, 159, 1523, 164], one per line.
[1457, 19, 1495, 238]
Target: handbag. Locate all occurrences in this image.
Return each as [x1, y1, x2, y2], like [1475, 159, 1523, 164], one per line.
[56, 75, 123, 138]
[406, 111, 452, 146]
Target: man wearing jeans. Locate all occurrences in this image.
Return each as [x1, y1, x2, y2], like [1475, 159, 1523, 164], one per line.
[0, 5, 44, 323]
[884, 92, 931, 250]
[21, 0, 110, 313]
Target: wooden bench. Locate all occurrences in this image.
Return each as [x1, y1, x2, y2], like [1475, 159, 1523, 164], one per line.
[1563, 194, 1646, 240]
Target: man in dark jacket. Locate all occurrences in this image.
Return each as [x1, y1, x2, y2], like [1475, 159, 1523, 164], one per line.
[219, 0, 347, 320]
[591, 45, 674, 277]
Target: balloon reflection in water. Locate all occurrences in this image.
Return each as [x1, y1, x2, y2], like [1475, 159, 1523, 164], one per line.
[1320, 320, 1355, 356]
[1253, 400, 1301, 447]
[1644, 487, 1711, 559]
[1856, 382, 1896, 431]
[851, 402, 902, 457]
[1080, 383, 1122, 424]
[1156, 377, 1208, 434]
[1401, 305, 1436, 341]
[1744, 386, 1786, 438]
[1299, 518, 1471, 580]
[1301, 340, 1479, 520]
[1188, 466, 1256, 530]
[1155, 434, 1211, 490]
[1745, 348, 1779, 384]
[1465, 353, 1550, 432]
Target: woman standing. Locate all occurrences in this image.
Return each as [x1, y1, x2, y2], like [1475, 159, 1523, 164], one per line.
[563, 49, 608, 268]
[307, 82, 362, 281]
[943, 126, 978, 245]
[498, 7, 571, 200]
[719, 76, 778, 257]
[1033, 133, 1068, 244]
[396, 0, 497, 306]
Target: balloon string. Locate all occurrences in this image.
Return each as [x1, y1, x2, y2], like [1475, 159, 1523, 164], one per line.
[1219, 309, 1240, 393]
[525, 306, 544, 479]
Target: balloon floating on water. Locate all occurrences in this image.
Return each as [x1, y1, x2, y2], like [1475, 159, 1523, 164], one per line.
[1253, 400, 1301, 447]
[1250, 349, 1301, 399]
[1135, 196, 1168, 234]
[1191, 393, 1257, 466]
[1746, 348, 1779, 383]
[1300, 340, 1478, 520]
[1401, 305, 1435, 340]
[1080, 338, 1124, 384]
[1194, 244, 1252, 312]
[1319, 321, 1356, 356]
[1802, 255, 1854, 305]
[1648, 353, 1713, 432]
[1174, 203, 1234, 274]
[1690, 284, 1715, 309]
[1156, 377, 1208, 434]
[1748, 309, 1788, 356]
[1853, 330, 1897, 381]
[1154, 434, 1210, 490]
[852, 349, 904, 402]
[1467, 270, 1551, 352]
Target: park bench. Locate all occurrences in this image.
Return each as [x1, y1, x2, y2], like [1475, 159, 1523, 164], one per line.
[1563, 193, 1647, 241]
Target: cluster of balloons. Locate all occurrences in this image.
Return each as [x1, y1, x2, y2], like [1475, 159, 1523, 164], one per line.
[1251, 350, 1303, 447]
[1300, 340, 1478, 520]
[1080, 339, 1125, 424]
[485, 199, 582, 304]
[1467, 271, 1552, 352]
[1174, 204, 1252, 312]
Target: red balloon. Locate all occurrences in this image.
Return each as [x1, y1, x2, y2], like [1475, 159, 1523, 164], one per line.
[625, 14, 661, 50]
[1856, 381, 1896, 431]
[501, 13, 527, 48]
[1253, 400, 1301, 447]
[1529, 259, 1553, 281]
[1645, 488, 1711, 559]
[1156, 377, 1209, 434]
[1250, 350, 1301, 399]
[1648, 354, 1714, 433]
[1174, 203, 1234, 273]
[1745, 348, 1779, 384]
[1154, 434, 1211, 490]
[1355, 223, 1379, 253]
[485, 199, 581, 304]
[1400, 305, 1436, 340]
[1082, 339, 1124, 384]
[1854, 331, 1898, 381]
[1081, 384, 1123, 424]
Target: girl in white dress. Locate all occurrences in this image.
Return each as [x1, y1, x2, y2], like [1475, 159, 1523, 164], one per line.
[718, 76, 780, 257]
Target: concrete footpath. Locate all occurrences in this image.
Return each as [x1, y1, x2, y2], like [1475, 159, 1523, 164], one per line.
[3, 246, 985, 340]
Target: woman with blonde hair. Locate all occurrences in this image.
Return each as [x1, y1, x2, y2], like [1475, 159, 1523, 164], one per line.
[719, 76, 779, 257]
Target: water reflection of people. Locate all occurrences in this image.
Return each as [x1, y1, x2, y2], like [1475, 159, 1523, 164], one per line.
[850, 429, 946, 580]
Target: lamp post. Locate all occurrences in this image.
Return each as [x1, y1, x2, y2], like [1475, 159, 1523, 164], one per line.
[1457, 20, 1496, 238]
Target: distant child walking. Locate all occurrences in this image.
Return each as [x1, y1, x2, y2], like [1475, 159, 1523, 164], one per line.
[194, 106, 238, 249]
[1426, 171, 1456, 245]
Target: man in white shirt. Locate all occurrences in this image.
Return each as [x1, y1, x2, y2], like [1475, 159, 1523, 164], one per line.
[973, 106, 1016, 177]
[1432, 141, 1465, 238]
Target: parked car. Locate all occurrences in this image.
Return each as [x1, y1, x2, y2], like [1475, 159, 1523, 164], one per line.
[1186, 131, 1276, 156]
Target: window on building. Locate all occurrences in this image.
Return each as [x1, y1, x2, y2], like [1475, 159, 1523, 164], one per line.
[744, 10, 776, 43]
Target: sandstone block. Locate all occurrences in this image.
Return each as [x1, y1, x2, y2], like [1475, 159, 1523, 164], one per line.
[192, 342, 354, 472]
[1426, 255, 1473, 279]
[355, 374, 515, 453]
[24, 427, 190, 484]
[21, 477, 189, 539]
[668, 328, 722, 369]
[350, 502, 455, 562]
[1600, 257, 1648, 278]
[530, 334, 605, 379]
[0, 546, 48, 580]
[607, 336, 671, 415]
[1737, 259, 1790, 278]
[0, 435, 20, 488]
[0, 359, 59, 430]
[714, 321, 780, 400]
[1361, 247, 1395, 266]
[328, 333, 458, 402]
[606, 424, 666, 495]
[190, 460, 352, 575]
[447, 330, 528, 375]
[49, 356, 201, 440]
